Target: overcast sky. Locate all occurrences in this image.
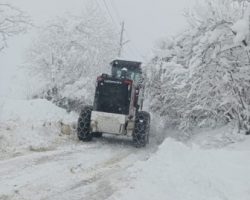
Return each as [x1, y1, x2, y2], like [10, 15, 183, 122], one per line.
[5, 0, 194, 60]
[0, 0, 194, 97]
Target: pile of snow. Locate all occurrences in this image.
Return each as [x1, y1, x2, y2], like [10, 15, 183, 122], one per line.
[0, 98, 76, 124]
[111, 137, 250, 200]
[0, 98, 78, 158]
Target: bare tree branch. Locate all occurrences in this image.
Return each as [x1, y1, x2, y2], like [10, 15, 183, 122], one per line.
[0, 3, 31, 52]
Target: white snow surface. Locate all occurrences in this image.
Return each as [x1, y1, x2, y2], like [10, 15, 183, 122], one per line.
[0, 98, 77, 159]
[0, 98, 76, 124]
[232, 18, 249, 44]
[110, 137, 250, 200]
[1, 99, 250, 200]
[232, 5, 250, 45]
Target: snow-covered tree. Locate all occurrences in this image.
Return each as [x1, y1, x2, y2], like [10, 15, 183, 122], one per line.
[26, 3, 119, 111]
[0, 3, 29, 52]
[147, 0, 250, 133]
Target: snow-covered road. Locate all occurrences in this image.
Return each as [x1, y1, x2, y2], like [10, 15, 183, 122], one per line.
[2, 131, 250, 200]
[0, 134, 160, 200]
[0, 98, 154, 199]
[2, 127, 250, 200]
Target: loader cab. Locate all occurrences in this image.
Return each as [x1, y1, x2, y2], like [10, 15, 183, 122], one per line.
[93, 60, 144, 115]
[111, 60, 143, 85]
[93, 77, 131, 115]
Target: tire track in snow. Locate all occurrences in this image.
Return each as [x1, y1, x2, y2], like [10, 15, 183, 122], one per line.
[0, 122, 166, 200]
[43, 147, 137, 200]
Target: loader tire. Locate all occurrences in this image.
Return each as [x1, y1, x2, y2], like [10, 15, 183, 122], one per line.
[133, 111, 150, 147]
[77, 106, 93, 141]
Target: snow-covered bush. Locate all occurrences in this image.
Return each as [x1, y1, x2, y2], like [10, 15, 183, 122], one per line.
[147, 0, 250, 133]
[26, 3, 119, 111]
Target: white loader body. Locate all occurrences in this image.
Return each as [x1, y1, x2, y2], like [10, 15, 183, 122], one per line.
[90, 111, 134, 135]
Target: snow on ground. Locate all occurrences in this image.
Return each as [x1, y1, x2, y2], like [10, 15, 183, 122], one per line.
[0, 140, 145, 200]
[0, 98, 76, 124]
[110, 136, 250, 200]
[1, 98, 250, 200]
[0, 98, 78, 159]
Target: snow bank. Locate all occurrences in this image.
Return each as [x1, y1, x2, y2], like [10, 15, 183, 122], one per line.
[0, 98, 78, 159]
[0, 98, 76, 124]
[111, 138, 250, 200]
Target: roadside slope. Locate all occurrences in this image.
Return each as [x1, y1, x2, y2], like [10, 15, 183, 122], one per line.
[109, 137, 250, 200]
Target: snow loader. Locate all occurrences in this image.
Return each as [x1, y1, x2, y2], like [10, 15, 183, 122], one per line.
[77, 59, 150, 147]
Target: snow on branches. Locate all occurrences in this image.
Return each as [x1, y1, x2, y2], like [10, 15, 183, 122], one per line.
[147, 0, 250, 133]
[26, 3, 119, 111]
[0, 3, 30, 52]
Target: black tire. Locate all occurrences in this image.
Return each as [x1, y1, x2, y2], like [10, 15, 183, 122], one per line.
[93, 132, 103, 138]
[77, 106, 93, 141]
[133, 111, 150, 147]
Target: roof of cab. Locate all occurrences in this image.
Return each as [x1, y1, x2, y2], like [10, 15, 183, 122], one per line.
[111, 59, 142, 69]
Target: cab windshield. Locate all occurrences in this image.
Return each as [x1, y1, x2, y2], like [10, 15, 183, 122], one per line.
[112, 67, 142, 83]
